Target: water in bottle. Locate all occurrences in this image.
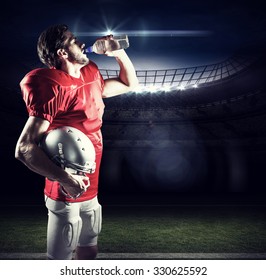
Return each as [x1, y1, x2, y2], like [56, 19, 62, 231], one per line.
[85, 35, 129, 54]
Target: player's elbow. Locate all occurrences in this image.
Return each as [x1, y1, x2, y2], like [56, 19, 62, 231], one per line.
[15, 141, 32, 164]
[131, 78, 139, 89]
[15, 142, 24, 162]
[127, 77, 139, 92]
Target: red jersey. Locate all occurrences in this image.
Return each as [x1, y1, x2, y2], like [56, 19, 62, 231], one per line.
[20, 61, 105, 202]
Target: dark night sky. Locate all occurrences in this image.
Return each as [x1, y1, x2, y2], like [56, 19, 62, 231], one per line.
[1, 0, 265, 75]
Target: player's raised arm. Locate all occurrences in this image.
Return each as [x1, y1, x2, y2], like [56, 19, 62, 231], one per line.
[102, 49, 139, 98]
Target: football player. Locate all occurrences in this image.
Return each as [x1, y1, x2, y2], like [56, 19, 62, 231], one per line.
[15, 24, 138, 260]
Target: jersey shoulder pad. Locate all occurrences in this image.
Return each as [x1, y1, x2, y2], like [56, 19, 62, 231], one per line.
[21, 68, 73, 87]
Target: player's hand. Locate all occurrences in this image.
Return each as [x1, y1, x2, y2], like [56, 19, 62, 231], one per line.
[102, 35, 124, 57]
[72, 173, 90, 191]
[60, 174, 90, 199]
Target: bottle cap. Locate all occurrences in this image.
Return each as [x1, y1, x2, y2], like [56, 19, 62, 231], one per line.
[85, 46, 94, 53]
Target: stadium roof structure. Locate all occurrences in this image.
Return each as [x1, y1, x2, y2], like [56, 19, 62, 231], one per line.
[101, 53, 257, 94]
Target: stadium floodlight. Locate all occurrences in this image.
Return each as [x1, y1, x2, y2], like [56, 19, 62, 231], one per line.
[106, 29, 114, 35]
[177, 85, 186, 91]
[162, 85, 172, 92]
[133, 84, 145, 94]
[148, 85, 161, 93]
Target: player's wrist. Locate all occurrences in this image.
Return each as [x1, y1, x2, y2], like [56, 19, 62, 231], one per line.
[113, 49, 127, 59]
[57, 169, 75, 187]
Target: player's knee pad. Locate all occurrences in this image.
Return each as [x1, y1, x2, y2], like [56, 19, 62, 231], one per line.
[81, 204, 102, 236]
[78, 204, 102, 247]
[62, 217, 82, 250]
[91, 204, 102, 236]
[47, 216, 82, 260]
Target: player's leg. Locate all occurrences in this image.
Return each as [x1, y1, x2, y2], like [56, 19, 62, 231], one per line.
[75, 245, 98, 260]
[75, 196, 102, 260]
[45, 196, 82, 260]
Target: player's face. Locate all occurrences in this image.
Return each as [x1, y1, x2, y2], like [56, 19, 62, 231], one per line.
[64, 32, 89, 65]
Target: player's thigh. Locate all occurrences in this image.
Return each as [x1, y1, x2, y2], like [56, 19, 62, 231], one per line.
[78, 197, 102, 246]
[45, 197, 82, 259]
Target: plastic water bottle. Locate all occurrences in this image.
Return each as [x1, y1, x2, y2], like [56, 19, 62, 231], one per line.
[85, 35, 129, 54]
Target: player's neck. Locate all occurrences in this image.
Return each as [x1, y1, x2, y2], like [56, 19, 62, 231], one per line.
[60, 61, 82, 78]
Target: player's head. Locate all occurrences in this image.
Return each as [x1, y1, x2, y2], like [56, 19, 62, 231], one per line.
[37, 24, 88, 69]
[37, 24, 69, 69]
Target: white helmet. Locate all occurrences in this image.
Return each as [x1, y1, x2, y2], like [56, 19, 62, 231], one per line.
[40, 126, 96, 174]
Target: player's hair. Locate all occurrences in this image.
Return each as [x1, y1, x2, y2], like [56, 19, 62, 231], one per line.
[37, 24, 69, 69]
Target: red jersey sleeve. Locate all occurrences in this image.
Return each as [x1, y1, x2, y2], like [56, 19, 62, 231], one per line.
[20, 69, 66, 123]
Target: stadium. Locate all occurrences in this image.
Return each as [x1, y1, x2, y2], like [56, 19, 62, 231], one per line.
[0, 0, 265, 260]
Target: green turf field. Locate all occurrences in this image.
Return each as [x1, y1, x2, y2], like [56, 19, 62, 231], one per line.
[0, 205, 265, 254]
